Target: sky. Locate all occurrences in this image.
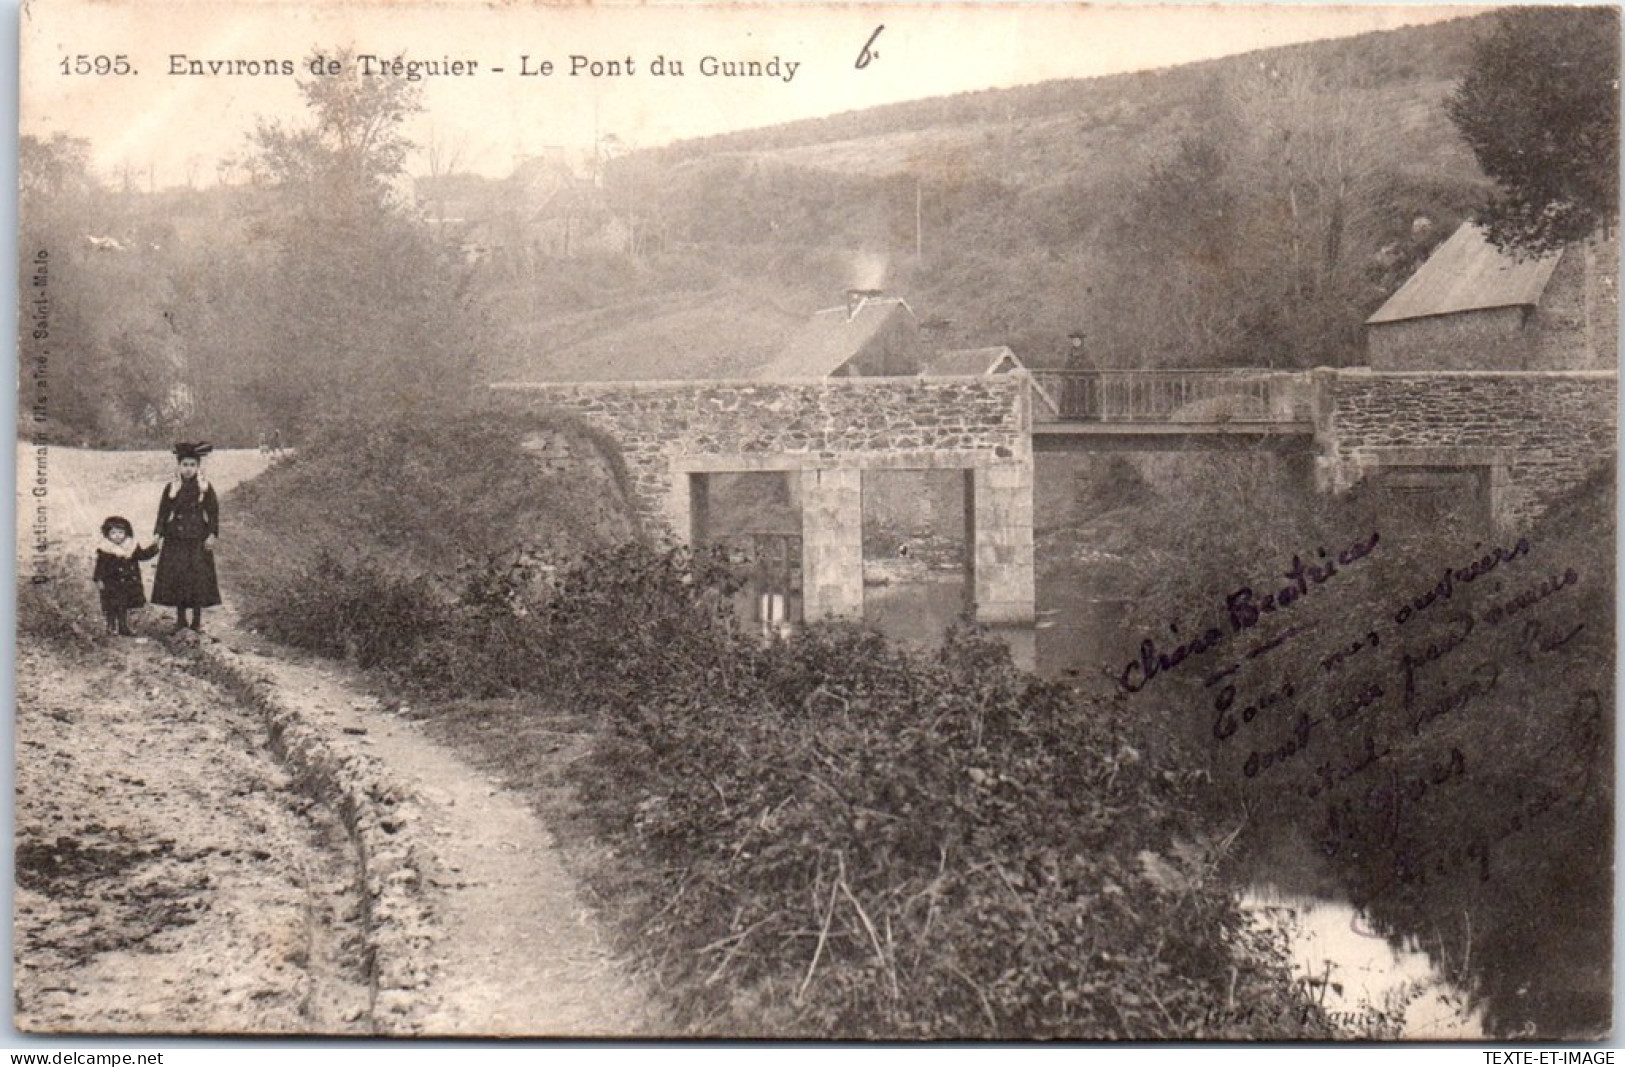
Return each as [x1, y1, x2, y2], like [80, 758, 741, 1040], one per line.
[19, 1, 1491, 187]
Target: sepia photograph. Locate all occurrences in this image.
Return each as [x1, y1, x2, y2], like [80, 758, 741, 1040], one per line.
[13, 0, 1619, 1042]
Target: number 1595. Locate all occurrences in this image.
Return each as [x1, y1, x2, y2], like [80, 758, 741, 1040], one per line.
[60, 54, 134, 75]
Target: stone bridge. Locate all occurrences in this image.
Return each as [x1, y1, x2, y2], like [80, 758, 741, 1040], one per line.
[1031, 367, 1616, 531]
[495, 367, 1615, 626]
[494, 375, 1037, 625]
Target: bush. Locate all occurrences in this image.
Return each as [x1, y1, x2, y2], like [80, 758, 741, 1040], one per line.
[227, 410, 1328, 1037]
[224, 407, 638, 616]
[17, 560, 100, 645]
[243, 551, 449, 669]
[538, 545, 1328, 1038]
[537, 540, 750, 715]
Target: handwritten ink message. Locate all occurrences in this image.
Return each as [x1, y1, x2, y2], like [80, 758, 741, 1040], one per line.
[1115, 528, 1600, 906]
[1116, 531, 1381, 694]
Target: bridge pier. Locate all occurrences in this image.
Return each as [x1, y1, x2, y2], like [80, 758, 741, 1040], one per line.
[800, 468, 865, 621]
[793, 464, 1035, 626]
[971, 465, 1036, 624]
[495, 376, 1042, 632]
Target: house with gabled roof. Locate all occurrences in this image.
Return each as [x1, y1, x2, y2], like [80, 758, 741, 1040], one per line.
[754, 290, 921, 380]
[920, 345, 1058, 416]
[1365, 222, 1618, 371]
[918, 346, 1021, 377]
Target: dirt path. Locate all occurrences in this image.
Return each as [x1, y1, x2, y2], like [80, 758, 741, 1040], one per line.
[16, 447, 662, 1036]
[208, 612, 660, 1036]
[20, 447, 277, 564]
[13, 639, 371, 1034]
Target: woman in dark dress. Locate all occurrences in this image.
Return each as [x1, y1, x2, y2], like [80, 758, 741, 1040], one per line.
[152, 441, 222, 632]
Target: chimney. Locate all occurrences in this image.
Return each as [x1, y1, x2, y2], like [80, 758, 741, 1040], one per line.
[845, 288, 884, 320]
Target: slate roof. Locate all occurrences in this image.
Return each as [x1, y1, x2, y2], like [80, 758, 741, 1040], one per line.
[754, 297, 916, 380]
[1367, 223, 1563, 326]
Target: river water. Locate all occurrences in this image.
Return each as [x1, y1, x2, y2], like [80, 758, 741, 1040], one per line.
[860, 571, 1485, 1041]
[1243, 886, 1484, 1039]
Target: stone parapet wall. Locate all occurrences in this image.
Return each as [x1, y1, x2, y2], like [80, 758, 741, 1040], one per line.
[1320, 370, 1617, 529]
[494, 375, 1031, 533]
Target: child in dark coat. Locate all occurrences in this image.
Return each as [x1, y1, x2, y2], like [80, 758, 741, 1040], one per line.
[93, 516, 159, 636]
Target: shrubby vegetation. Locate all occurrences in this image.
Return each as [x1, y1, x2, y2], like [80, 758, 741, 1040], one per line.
[227, 414, 1332, 1038]
[17, 559, 102, 645]
[528, 549, 1331, 1037]
[222, 408, 635, 689]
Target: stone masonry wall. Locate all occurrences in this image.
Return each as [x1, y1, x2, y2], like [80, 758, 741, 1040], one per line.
[493, 375, 1035, 623]
[1367, 306, 1529, 371]
[1530, 233, 1620, 372]
[1322, 370, 1617, 529]
[1530, 246, 1593, 370]
[495, 376, 1029, 528]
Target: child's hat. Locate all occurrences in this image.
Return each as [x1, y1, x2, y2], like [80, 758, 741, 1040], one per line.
[101, 515, 134, 537]
[172, 441, 213, 460]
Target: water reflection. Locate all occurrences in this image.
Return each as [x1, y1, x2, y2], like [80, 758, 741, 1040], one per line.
[861, 579, 966, 649]
[1244, 885, 1484, 1039]
[857, 571, 1130, 683]
[861, 579, 1038, 671]
[1036, 596, 1132, 690]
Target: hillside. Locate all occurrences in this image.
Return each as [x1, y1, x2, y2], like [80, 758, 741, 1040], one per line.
[21, 12, 1519, 444]
[653, 16, 1485, 166]
[484, 281, 809, 384]
[483, 12, 1498, 383]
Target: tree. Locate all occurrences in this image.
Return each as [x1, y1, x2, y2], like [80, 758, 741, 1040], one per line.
[1098, 130, 1252, 368]
[1216, 56, 1396, 367]
[1447, 7, 1620, 255]
[20, 133, 97, 205]
[238, 48, 484, 432]
[18, 133, 183, 440]
[246, 48, 421, 216]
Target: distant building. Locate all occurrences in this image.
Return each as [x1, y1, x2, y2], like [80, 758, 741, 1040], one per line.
[528, 179, 631, 258]
[417, 198, 504, 263]
[755, 290, 921, 380]
[921, 345, 1058, 416]
[918, 346, 1022, 377]
[414, 153, 635, 266]
[1365, 222, 1618, 371]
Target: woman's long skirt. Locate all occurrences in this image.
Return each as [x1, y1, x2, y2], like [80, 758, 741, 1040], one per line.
[151, 539, 221, 608]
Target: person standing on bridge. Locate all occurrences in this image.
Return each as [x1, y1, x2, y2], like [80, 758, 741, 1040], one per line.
[151, 442, 222, 634]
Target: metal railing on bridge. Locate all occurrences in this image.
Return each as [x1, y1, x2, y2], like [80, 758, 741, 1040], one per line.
[1029, 368, 1313, 424]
